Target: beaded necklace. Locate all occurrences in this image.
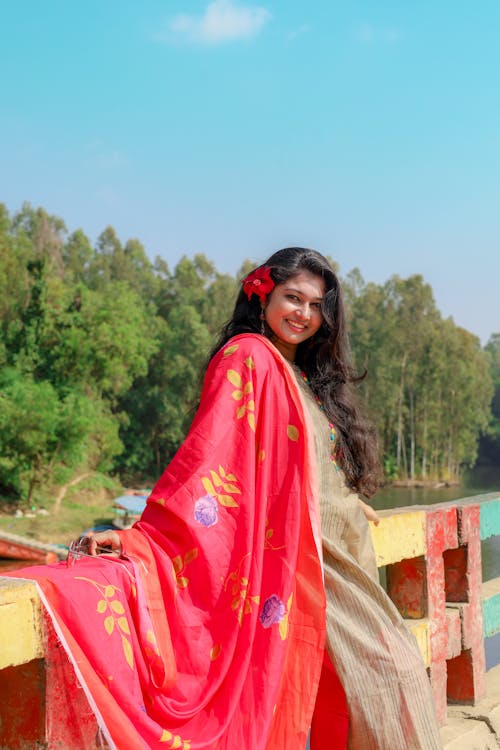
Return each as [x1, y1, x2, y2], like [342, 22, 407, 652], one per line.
[299, 371, 338, 466]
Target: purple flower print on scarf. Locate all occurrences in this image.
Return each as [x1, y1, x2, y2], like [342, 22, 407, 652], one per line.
[194, 494, 218, 527]
[259, 594, 285, 628]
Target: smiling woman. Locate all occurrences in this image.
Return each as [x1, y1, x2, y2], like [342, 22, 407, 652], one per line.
[6, 248, 442, 749]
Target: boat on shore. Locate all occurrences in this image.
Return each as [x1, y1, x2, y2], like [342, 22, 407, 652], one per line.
[0, 530, 66, 564]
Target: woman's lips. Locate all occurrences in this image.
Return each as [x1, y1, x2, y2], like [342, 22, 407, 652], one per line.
[285, 319, 307, 332]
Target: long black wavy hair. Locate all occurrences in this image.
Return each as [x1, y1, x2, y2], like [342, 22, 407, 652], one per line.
[208, 247, 380, 497]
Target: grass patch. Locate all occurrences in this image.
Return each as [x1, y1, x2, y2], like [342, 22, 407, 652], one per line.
[0, 499, 115, 545]
[0, 473, 124, 546]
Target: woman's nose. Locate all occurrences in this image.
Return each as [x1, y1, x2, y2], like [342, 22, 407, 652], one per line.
[296, 304, 310, 319]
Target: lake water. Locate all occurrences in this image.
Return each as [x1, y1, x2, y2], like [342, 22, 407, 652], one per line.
[372, 465, 500, 510]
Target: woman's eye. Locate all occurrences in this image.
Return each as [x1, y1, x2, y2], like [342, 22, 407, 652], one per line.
[286, 294, 299, 301]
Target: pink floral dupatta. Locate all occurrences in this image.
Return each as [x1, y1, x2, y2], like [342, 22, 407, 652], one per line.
[10, 334, 326, 749]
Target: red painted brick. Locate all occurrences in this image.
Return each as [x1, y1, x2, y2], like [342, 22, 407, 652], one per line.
[428, 660, 447, 724]
[447, 649, 477, 703]
[426, 507, 459, 723]
[444, 547, 469, 602]
[0, 659, 45, 749]
[44, 612, 101, 748]
[386, 556, 427, 618]
[0, 614, 102, 750]
[446, 504, 486, 704]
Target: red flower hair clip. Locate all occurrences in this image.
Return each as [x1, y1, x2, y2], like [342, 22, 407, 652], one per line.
[242, 266, 275, 302]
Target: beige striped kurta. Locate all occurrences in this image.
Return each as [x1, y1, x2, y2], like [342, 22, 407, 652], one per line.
[295, 373, 443, 750]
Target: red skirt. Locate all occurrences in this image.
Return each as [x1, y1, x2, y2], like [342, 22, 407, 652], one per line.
[310, 651, 349, 750]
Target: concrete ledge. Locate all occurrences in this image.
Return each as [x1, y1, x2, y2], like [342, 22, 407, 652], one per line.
[443, 663, 500, 749]
[440, 717, 498, 750]
[0, 577, 43, 669]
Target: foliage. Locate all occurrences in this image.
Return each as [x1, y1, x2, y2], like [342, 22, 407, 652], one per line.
[347, 272, 493, 482]
[0, 201, 496, 509]
[478, 334, 500, 465]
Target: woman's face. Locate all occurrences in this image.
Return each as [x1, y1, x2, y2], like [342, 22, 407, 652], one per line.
[263, 270, 325, 361]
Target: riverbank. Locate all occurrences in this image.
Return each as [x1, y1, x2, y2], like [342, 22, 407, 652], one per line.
[0, 482, 120, 546]
[390, 479, 460, 488]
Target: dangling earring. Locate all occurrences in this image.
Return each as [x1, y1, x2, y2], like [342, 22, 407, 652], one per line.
[260, 309, 266, 335]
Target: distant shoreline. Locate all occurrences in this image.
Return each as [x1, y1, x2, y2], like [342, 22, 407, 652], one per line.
[389, 479, 461, 489]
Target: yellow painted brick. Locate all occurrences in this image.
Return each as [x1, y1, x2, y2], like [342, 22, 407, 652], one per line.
[0, 577, 43, 668]
[370, 511, 426, 567]
[0, 576, 39, 604]
[408, 618, 431, 667]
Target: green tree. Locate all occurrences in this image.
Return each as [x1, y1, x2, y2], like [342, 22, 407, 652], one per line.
[0, 208, 161, 503]
[348, 272, 492, 482]
[478, 334, 500, 465]
[0, 368, 123, 503]
[116, 303, 212, 481]
[11, 202, 66, 275]
[62, 229, 94, 284]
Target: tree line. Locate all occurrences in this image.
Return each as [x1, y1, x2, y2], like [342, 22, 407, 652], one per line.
[0, 202, 498, 506]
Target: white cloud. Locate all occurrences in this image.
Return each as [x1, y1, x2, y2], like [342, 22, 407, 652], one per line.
[357, 24, 403, 44]
[157, 0, 272, 45]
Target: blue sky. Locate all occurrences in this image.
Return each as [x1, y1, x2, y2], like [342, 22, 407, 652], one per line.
[1, 1, 499, 343]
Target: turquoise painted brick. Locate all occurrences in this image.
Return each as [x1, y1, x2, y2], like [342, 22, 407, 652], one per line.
[483, 594, 500, 638]
[480, 497, 500, 540]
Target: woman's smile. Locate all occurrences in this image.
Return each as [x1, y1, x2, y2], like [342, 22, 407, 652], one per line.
[286, 319, 307, 331]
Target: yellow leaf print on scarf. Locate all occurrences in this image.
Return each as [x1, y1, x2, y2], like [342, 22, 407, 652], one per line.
[117, 616, 130, 634]
[172, 548, 199, 589]
[210, 644, 222, 661]
[201, 465, 241, 508]
[223, 554, 260, 627]
[264, 518, 285, 552]
[160, 730, 191, 748]
[75, 576, 134, 670]
[121, 634, 134, 668]
[227, 368, 256, 432]
[104, 615, 114, 635]
[278, 593, 293, 641]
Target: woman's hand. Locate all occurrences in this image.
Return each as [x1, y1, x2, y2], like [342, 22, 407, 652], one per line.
[359, 499, 380, 526]
[84, 530, 123, 557]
